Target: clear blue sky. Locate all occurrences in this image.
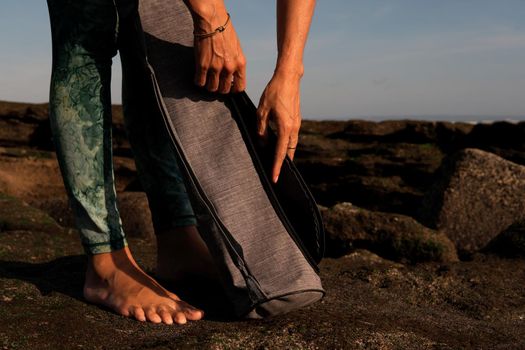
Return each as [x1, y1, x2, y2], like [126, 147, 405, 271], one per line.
[1, 1, 524, 120]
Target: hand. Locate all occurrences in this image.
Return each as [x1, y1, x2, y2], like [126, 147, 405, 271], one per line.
[256, 69, 302, 183]
[190, 7, 246, 94]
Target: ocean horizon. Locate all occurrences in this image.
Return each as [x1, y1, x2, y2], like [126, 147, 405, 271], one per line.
[1, 99, 523, 124]
[313, 115, 525, 123]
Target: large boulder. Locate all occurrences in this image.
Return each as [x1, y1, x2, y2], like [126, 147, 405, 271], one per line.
[319, 202, 458, 263]
[420, 148, 525, 255]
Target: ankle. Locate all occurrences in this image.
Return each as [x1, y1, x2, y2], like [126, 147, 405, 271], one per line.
[86, 247, 133, 280]
[156, 225, 198, 252]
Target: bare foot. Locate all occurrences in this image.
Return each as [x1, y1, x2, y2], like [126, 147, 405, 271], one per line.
[83, 245, 204, 325]
[155, 225, 220, 283]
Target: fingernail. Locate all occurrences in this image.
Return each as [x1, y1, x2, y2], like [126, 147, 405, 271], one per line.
[273, 175, 278, 183]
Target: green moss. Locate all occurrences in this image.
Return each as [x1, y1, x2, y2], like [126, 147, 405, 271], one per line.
[401, 237, 445, 263]
[419, 143, 436, 150]
[376, 231, 447, 264]
[0, 192, 62, 234]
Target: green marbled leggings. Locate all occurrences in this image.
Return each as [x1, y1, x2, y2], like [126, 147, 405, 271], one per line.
[46, 0, 197, 254]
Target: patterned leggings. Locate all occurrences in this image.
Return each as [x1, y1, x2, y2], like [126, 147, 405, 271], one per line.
[46, 0, 197, 254]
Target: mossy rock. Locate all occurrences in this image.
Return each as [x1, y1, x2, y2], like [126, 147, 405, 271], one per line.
[320, 202, 458, 263]
[0, 192, 63, 234]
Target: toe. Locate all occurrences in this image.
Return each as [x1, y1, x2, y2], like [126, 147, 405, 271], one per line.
[172, 311, 187, 325]
[130, 306, 146, 322]
[158, 307, 174, 325]
[179, 301, 204, 320]
[115, 304, 131, 318]
[184, 308, 204, 321]
[145, 307, 162, 324]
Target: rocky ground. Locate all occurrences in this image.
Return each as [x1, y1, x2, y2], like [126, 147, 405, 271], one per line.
[0, 101, 524, 349]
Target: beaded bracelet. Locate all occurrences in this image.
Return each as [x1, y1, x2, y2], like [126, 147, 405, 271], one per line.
[193, 13, 231, 39]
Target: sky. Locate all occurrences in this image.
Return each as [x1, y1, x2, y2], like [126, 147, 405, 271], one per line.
[1, 1, 524, 121]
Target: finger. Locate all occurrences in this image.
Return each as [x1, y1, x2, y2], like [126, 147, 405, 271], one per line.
[206, 67, 220, 92]
[145, 306, 162, 324]
[287, 134, 299, 161]
[195, 63, 208, 87]
[287, 117, 301, 161]
[288, 95, 302, 161]
[157, 307, 174, 325]
[272, 117, 292, 183]
[287, 145, 297, 161]
[255, 104, 269, 145]
[231, 58, 246, 93]
[218, 70, 234, 94]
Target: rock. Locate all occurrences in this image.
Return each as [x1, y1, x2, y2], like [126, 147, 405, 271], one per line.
[483, 219, 525, 258]
[1, 226, 525, 349]
[0, 192, 64, 234]
[339, 249, 405, 269]
[327, 119, 474, 147]
[465, 121, 525, 166]
[467, 121, 525, 150]
[320, 202, 458, 263]
[24, 191, 154, 240]
[34, 197, 75, 228]
[0, 101, 131, 156]
[296, 139, 446, 217]
[0, 105, 47, 148]
[297, 120, 525, 218]
[420, 148, 525, 255]
[116, 191, 154, 239]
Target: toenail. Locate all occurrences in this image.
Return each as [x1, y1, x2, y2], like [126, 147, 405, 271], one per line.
[175, 315, 187, 324]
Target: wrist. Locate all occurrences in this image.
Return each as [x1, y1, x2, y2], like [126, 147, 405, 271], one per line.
[184, 1, 228, 33]
[273, 63, 304, 80]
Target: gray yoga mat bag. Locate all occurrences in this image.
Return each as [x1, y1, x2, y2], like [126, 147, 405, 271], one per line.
[138, 0, 325, 319]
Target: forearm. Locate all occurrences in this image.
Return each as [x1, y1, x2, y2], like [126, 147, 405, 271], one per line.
[182, 0, 228, 32]
[275, 0, 316, 78]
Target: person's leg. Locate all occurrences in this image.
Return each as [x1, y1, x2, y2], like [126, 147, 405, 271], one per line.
[47, 0, 126, 255]
[116, 0, 218, 282]
[46, 0, 204, 324]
